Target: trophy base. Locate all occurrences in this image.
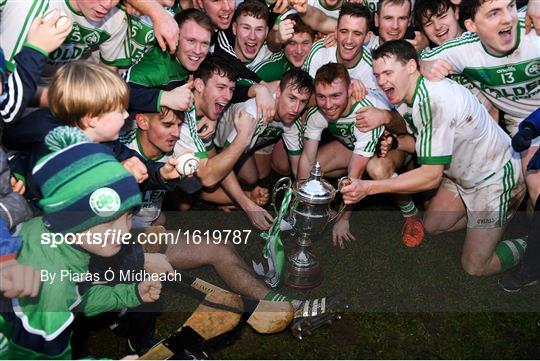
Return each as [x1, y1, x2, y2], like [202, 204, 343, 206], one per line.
[284, 261, 322, 289]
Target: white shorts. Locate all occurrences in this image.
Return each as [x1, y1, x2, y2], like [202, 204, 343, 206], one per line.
[441, 157, 526, 229]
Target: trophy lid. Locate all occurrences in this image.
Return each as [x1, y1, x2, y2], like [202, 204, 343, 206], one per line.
[294, 162, 336, 204]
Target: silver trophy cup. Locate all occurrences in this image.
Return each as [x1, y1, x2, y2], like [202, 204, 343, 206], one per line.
[272, 162, 346, 289]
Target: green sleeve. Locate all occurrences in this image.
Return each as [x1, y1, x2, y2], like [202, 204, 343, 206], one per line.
[80, 283, 142, 317]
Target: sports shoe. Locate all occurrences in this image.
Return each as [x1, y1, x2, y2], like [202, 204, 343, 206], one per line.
[401, 216, 425, 247]
[498, 268, 539, 293]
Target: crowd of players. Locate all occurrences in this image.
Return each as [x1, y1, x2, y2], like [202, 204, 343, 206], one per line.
[0, 0, 539, 358]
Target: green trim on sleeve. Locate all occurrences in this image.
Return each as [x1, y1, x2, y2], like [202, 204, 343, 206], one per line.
[12, 172, 26, 184]
[418, 155, 452, 165]
[100, 55, 132, 68]
[194, 151, 208, 159]
[23, 43, 49, 57]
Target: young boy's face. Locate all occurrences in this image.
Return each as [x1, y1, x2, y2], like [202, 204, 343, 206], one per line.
[464, 0, 518, 56]
[92, 108, 129, 142]
[81, 212, 133, 257]
[232, 14, 268, 62]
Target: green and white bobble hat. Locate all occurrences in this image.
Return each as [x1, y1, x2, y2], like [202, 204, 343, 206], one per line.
[33, 126, 142, 234]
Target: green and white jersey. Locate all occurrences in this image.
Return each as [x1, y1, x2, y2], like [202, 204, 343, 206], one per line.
[247, 50, 292, 83]
[303, 39, 378, 90]
[0, 0, 131, 74]
[363, 0, 378, 13]
[304, 94, 386, 157]
[121, 127, 171, 226]
[408, 76, 515, 189]
[174, 105, 213, 159]
[218, 97, 303, 155]
[307, 0, 341, 19]
[420, 17, 540, 134]
[237, 44, 277, 84]
[125, 5, 180, 64]
[123, 46, 190, 88]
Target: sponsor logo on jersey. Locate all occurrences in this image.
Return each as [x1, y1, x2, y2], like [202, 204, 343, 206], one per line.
[525, 60, 540, 77]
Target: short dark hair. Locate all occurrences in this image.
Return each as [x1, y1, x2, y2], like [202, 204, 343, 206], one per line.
[280, 68, 314, 95]
[194, 55, 238, 83]
[314, 63, 351, 88]
[338, 2, 372, 28]
[376, 0, 411, 15]
[414, 0, 453, 29]
[233, 0, 270, 25]
[372, 40, 418, 66]
[175, 8, 214, 33]
[459, 0, 488, 22]
[285, 14, 316, 39]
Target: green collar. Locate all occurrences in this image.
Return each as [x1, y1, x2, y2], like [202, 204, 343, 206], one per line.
[407, 75, 424, 107]
[336, 46, 363, 69]
[65, 0, 82, 16]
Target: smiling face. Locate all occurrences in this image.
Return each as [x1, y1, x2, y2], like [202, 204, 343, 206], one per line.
[284, 32, 314, 68]
[71, 0, 120, 21]
[315, 78, 350, 121]
[336, 15, 369, 67]
[375, 1, 411, 42]
[276, 83, 311, 124]
[464, 0, 518, 56]
[195, 72, 235, 121]
[203, 0, 235, 30]
[421, 5, 462, 45]
[232, 14, 268, 62]
[176, 19, 212, 72]
[373, 54, 417, 105]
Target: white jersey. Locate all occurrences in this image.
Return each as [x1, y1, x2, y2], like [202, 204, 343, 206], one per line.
[307, 0, 341, 19]
[304, 94, 386, 157]
[303, 39, 378, 90]
[121, 127, 171, 226]
[420, 16, 540, 134]
[0, 0, 130, 74]
[216, 97, 303, 155]
[174, 105, 213, 159]
[408, 76, 515, 189]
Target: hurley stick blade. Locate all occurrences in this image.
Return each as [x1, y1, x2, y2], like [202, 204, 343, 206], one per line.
[139, 292, 242, 360]
[179, 271, 294, 334]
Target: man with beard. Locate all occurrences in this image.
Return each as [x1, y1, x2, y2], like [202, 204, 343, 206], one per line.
[420, 0, 540, 210]
[343, 40, 526, 276]
[298, 63, 388, 247]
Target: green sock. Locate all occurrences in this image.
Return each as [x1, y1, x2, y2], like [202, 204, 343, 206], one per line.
[263, 290, 290, 303]
[399, 200, 418, 218]
[495, 237, 527, 271]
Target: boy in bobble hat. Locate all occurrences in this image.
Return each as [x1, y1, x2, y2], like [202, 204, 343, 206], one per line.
[0, 127, 161, 359]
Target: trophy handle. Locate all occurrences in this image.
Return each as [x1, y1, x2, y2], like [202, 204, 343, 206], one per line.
[327, 176, 351, 224]
[271, 177, 293, 215]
